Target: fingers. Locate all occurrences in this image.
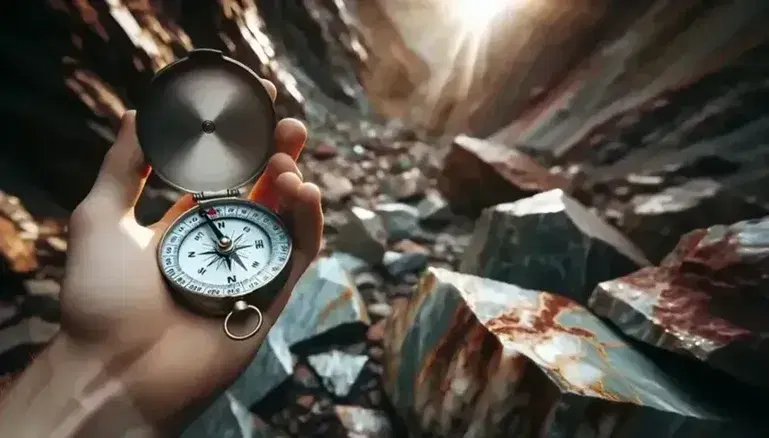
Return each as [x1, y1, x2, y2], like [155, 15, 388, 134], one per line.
[248, 153, 301, 211]
[273, 118, 308, 161]
[266, 178, 322, 319]
[289, 183, 323, 261]
[79, 111, 149, 218]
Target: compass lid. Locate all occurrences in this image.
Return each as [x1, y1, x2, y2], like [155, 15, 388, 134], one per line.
[136, 49, 276, 193]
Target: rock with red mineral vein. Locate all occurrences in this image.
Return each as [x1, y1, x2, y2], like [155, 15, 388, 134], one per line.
[590, 217, 769, 389]
[437, 136, 569, 218]
[461, 189, 649, 306]
[384, 268, 765, 438]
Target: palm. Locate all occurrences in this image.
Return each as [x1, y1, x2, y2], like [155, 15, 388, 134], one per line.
[58, 109, 322, 426]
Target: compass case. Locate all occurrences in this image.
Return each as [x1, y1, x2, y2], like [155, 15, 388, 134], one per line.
[136, 49, 276, 194]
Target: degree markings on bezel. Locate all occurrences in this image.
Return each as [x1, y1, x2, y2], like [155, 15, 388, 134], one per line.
[160, 201, 291, 297]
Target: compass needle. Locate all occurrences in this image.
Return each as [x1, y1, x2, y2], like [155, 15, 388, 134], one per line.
[140, 49, 291, 341]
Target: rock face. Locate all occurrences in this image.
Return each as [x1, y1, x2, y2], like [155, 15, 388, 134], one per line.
[461, 189, 649, 305]
[0, 0, 374, 210]
[590, 217, 769, 389]
[384, 268, 761, 438]
[438, 136, 568, 217]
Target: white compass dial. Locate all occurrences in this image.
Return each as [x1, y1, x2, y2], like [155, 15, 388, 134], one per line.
[159, 201, 291, 297]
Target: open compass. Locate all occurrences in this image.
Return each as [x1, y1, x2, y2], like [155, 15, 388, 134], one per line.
[136, 49, 292, 341]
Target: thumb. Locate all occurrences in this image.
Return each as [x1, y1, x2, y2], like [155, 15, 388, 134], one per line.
[86, 111, 150, 217]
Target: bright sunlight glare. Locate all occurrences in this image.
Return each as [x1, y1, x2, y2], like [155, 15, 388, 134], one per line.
[451, 0, 510, 34]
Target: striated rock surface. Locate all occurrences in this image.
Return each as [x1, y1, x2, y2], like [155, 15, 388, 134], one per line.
[590, 217, 769, 389]
[438, 136, 568, 218]
[384, 267, 764, 438]
[461, 189, 649, 305]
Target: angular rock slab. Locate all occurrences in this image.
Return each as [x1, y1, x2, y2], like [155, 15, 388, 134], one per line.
[461, 189, 650, 305]
[619, 179, 769, 263]
[184, 255, 370, 437]
[308, 349, 369, 398]
[437, 136, 568, 217]
[335, 207, 388, 265]
[590, 217, 769, 389]
[384, 268, 761, 438]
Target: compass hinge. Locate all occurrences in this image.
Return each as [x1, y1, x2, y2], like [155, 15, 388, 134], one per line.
[193, 190, 239, 201]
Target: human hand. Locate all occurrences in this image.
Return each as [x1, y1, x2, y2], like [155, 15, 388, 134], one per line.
[59, 81, 322, 431]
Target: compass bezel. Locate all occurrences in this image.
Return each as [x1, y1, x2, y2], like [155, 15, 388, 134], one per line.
[157, 197, 293, 316]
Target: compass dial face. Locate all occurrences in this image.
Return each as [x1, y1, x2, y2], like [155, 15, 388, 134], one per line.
[159, 200, 291, 298]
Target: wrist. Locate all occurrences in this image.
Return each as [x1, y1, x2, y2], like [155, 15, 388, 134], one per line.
[0, 333, 162, 437]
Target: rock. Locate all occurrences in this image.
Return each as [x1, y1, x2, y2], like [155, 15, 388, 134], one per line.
[391, 239, 429, 255]
[321, 173, 355, 204]
[367, 303, 392, 319]
[312, 140, 340, 160]
[308, 350, 369, 398]
[438, 136, 569, 217]
[619, 179, 769, 263]
[335, 207, 388, 265]
[354, 272, 383, 291]
[416, 190, 453, 227]
[185, 256, 369, 437]
[382, 167, 428, 200]
[384, 268, 763, 438]
[382, 251, 429, 279]
[184, 392, 289, 438]
[23, 279, 60, 298]
[374, 203, 420, 241]
[335, 405, 394, 438]
[461, 189, 650, 305]
[590, 217, 769, 389]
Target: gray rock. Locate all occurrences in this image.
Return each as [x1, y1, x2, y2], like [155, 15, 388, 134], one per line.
[184, 256, 370, 437]
[382, 167, 428, 200]
[461, 189, 649, 305]
[321, 173, 355, 204]
[308, 350, 369, 398]
[374, 203, 420, 241]
[367, 302, 392, 318]
[354, 271, 383, 290]
[335, 207, 388, 265]
[383, 268, 762, 438]
[382, 251, 429, 279]
[416, 190, 453, 227]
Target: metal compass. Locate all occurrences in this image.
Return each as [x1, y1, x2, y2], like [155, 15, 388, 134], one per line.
[136, 49, 292, 341]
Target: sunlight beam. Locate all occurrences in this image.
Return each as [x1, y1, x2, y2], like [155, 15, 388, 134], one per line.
[450, 0, 510, 35]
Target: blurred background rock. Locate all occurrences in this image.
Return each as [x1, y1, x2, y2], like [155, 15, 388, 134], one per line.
[2, 1, 769, 437]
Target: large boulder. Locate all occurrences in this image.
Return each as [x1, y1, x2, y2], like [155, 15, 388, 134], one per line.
[384, 268, 764, 438]
[437, 136, 568, 218]
[590, 216, 769, 389]
[461, 189, 649, 305]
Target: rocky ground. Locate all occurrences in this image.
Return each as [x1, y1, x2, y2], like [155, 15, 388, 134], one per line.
[2, 1, 769, 437]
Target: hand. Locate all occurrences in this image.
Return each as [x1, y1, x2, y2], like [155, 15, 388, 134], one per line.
[57, 81, 322, 431]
